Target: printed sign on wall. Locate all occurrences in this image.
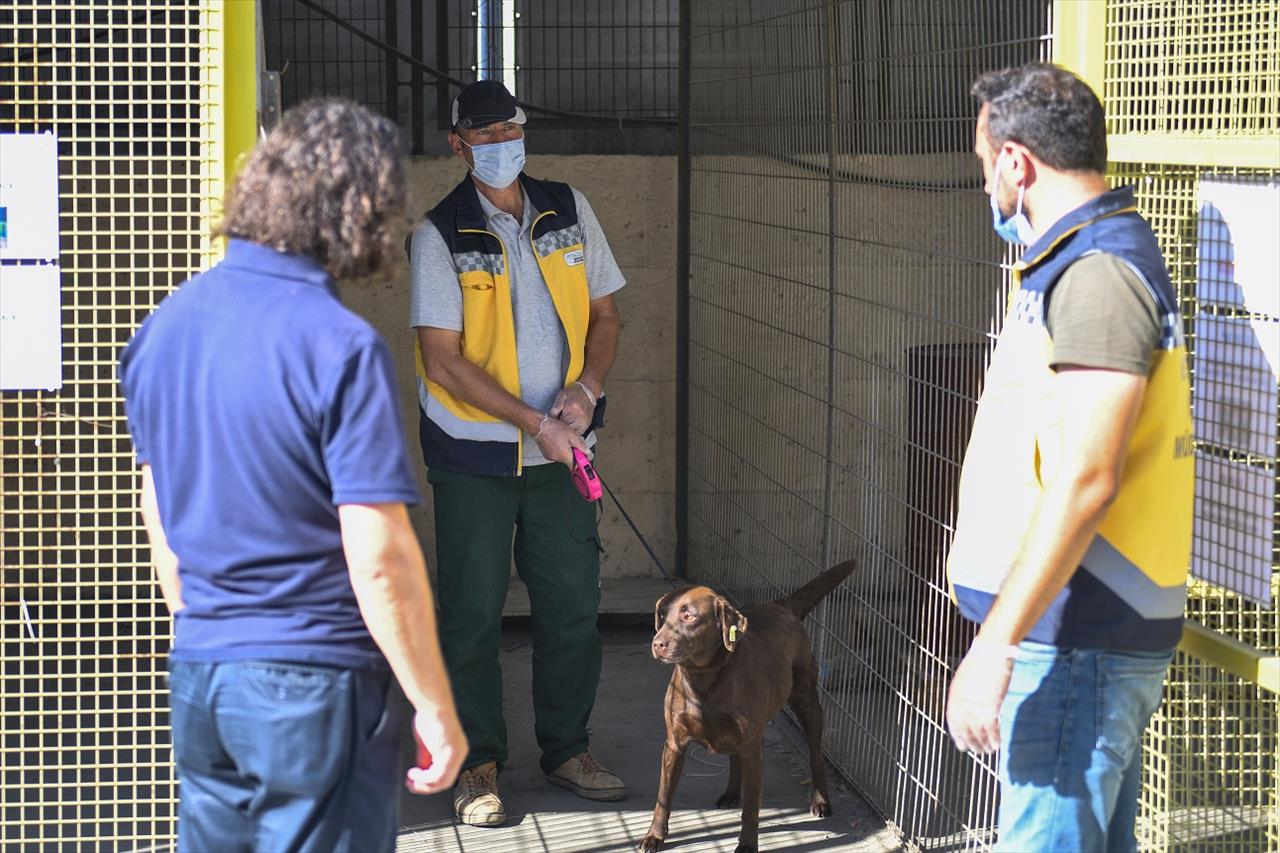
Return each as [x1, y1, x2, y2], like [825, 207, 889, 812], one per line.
[0, 133, 60, 261]
[0, 132, 62, 391]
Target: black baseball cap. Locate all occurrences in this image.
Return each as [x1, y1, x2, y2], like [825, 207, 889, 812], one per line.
[450, 80, 527, 130]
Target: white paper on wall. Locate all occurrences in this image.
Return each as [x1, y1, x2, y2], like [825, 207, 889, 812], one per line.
[0, 132, 60, 261]
[0, 264, 62, 390]
[1192, 452, 1275, 607]
[1194, 314, 1280, 458]
[1191, 175, 1279, 606]
[1197, 176, 1280, 317]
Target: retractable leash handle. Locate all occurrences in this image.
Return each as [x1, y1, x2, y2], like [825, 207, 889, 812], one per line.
[572, 447, 603, 502]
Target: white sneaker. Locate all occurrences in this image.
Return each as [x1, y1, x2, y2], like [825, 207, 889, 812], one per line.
[453, 761, 506, 827]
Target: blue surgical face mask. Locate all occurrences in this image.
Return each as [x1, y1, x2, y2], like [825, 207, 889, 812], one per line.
[989, 153, 1036, 245]
[461, 135, 525, 189]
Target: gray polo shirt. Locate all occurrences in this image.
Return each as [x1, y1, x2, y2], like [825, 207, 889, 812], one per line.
[410, 184, 625, 466]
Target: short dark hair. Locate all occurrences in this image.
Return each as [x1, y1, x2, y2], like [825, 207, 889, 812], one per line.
[971, 62, 1107, 173]
[218, 98, 406, 280]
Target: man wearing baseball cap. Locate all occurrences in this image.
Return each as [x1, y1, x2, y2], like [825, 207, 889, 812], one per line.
[407, 79, 627, 827]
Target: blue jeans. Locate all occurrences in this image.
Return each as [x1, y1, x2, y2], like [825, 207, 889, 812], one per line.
[995, 642, 1173, 853]
[167, 659, 405, 853]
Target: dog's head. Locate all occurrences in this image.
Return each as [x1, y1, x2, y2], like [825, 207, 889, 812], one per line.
[651, 586, 749, 667]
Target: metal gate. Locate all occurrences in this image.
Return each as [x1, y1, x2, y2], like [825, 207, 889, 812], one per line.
[0, 2, 254, 848]
[682, 1, 1279, 850]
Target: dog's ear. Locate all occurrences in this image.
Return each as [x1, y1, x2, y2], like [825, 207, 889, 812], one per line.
[654, 590, 678, 633]
[714, 597, 749, 652]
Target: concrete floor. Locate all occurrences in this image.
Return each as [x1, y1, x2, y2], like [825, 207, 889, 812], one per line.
[396, 623, 902, 853]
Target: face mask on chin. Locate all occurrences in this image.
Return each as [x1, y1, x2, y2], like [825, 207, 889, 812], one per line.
[989, 152, 1037, 246]
[460, 135, 525, 189]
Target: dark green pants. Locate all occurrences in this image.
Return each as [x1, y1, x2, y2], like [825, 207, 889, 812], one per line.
[427, 463, 602, 774]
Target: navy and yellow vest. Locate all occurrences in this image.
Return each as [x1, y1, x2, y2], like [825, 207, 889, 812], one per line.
[946, 187, 1194, 651]
[417, 174, 592, 476]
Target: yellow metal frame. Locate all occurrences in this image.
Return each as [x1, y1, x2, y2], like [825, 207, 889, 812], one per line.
[1056, 0, 1280, 698]
[1109, 136, 1280, 169]
[1057, 4, 1279, 848]
[1055, 0, 1280, 168]
[1052, 0, 1106, 97]
[1181, 620, 1280, 695]
[199, 0, 258, 262]
[0, 1, 258, 847]
[224, 0, 259, 189]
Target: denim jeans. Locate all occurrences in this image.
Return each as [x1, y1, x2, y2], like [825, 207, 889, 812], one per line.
[995, 642, 1173, 853]
[167, 659, 404, 853]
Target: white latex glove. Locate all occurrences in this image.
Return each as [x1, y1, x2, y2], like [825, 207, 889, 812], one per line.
[550, 381, 597, 433]
[532, 413, 591, 467]
[945, 637, 1018, 755]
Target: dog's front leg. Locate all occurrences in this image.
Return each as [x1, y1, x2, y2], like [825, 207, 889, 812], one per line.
[733, 743, 764, 853]
[715, 754, 741, 808]
[639, 740, 686, 852]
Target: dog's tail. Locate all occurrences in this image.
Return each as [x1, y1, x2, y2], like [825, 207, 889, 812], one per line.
[778, 560, 857, 620]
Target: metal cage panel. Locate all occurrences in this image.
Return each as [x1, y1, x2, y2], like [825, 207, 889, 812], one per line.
[0, 1, 243, 848]
[685, 1, 1278, 851]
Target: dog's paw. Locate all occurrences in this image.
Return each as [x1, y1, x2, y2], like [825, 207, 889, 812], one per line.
[810, 791, 831, 818]
[732, 844, 758, 853]
[638, 832, 665, 852]
[715, 792, 741, 809]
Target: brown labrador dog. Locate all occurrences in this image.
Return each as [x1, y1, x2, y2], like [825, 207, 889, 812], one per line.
[639, 560, 856, 853]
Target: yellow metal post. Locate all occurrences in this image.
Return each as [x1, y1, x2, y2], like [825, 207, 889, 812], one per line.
[1052, 0, 1107, 100]
[224, 0, 259, 188]
[199, 0, 258, 263]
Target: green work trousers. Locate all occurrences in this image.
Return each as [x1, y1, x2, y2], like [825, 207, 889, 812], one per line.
[427, 462, 602, 775]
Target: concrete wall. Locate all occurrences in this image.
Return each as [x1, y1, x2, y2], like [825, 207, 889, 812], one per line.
[340, 155, 678, 580]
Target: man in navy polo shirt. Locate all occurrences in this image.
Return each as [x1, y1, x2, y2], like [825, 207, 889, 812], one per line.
[120, 99, 466, 852]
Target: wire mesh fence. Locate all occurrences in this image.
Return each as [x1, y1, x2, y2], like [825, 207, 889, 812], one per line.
[2, 1, 1276, 850]
[516, 0, 678, 123]
[684, 1, 1278, 851]
[0, 0, 230, 848]
[1104, 0, 1280, 139]
[261, 0, 677, 155]
[686, 1, 1050, 846]
[262, 0, 473, 154]
[1103, 4, 1279, 848]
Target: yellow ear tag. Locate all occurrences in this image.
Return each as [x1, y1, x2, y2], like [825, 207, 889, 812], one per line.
[729, 626, 738, 643]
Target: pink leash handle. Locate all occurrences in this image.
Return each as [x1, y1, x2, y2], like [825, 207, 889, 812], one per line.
[571, 448, 603, 502]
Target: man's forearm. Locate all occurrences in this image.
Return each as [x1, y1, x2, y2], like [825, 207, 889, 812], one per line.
[347, 528, 457, 715]
[153, 557, 183, 617]
[577, 309, 620, 398]
[140, 465, 183, 614]
[422, 340, 543, 434]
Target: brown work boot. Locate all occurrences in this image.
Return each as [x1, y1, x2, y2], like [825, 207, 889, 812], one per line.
[453, 762, 506, 827]
[545, 752, 628, 801]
